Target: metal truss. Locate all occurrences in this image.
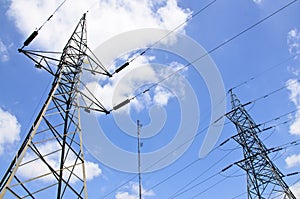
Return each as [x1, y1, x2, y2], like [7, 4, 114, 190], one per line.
[226, 90, 296, 199]
[0, 13, 110, 199]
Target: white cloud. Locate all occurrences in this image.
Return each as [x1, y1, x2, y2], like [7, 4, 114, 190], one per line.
[253, 0, 263, 5]
[115, 183, 155, 199]
[0, 108, 21, 155]
[290, 182, 300, 198]
[285, 154, 300, 168]
[17, 141, 101, 183]
[7, 0, 191, 51]
[286, 79, 300, 135]
[7, 0, 191, 114]
[287, 65, 300, 76]
[0, 39, 9, 62]
[7, 0, 191, 113]
[80, 55, 187, 114]
[153, 86, 173, 106]
[288, 28, 300, 58]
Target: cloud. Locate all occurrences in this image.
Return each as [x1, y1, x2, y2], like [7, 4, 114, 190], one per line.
[0, 108, 21, 155]
[80, 55, 187, 114]
[17, 141, 101, 183]
[253, 0, 263, 5]
[286, 79, 300, 135]
[115, 183, 154, 199]
[285, 154, 300, 168]
[7, 0, 191, 113]
[0, 39, 9, 62]
[7, 0, 191, 51]
[288, 28, 300, 58]
[290, 182, 300, 198]
[7, 0, 191, 114]
[153, 86, 173, 106]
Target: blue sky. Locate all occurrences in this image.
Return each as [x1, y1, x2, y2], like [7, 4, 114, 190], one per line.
[1, 0, 300, 198]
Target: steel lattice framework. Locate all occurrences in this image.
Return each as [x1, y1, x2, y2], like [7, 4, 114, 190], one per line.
[0, 13, 110, 199]
[226, 90, 296, 199]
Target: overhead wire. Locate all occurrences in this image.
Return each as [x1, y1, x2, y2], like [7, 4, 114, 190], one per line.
[231, 191, 247, 199]
[189, 49, 300, 125]
[168, 147, 239, 199]
[229, 52, 300, 92]
[110, 0, 217, 75]
[141, 102, 300, 198]
[172, 167, 241, 199]
[102, 117, 234, 198]
[21, 0, 69, 48]
[205, 50, 300, 121]
[190, 169, 242, 199]
[170, 121, 300, 198]
[188, 138, 300, 199]
[17, 0, 300, 197]
[38, 0, 68, 31]
[102, 1, 298, 197]
[103, 80, 300, 198]
[109, 0, 297, 113]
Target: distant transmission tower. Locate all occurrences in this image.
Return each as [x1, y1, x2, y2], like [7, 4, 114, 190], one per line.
[0, 13, 110, 198]
[226, 90, 296, 199]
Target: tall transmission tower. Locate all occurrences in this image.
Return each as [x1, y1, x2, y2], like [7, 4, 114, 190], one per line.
[0, 13, 110, 198]
[226, 90, 296, 199]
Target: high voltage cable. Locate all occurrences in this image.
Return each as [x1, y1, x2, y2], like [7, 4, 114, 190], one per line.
[141, 116, 300, 198]
[139, 99, 300, 198]
[142, 48, 300, 121]
[110, 0, 297, 113]
[169, 122, 300, 198]
[38, 0, 68, 31]
[231, 191, 247, 199]
[102, 122, 233, 198]
[17, 0, 299, 197]
[21, 0, 69, 48]
[103, 82, 300, 198]
[190, 169, 241, 199]
[222, 139, 300, 175]
[168, 148, 239, 199]
[229, 52, 300, 92]
[174, 139, 300, 198]
[111, 0, 217, 75]
[213, 51, 300, 116]
[170, 167, 240, 199]
[103, 1, 298, 196]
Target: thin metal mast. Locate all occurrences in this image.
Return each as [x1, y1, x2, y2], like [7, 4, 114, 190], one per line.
[226, 90, 296, 199]
[0, 13, 110, 199]
[137, 120, 142, 199]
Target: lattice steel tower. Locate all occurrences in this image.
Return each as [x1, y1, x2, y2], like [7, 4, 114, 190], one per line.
[226, 90, 296, 199]
[0, 13, 110, 198]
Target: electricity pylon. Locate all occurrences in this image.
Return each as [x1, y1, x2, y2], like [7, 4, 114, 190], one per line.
[226, 90, 296, 199]
[0, 13, 110, 198]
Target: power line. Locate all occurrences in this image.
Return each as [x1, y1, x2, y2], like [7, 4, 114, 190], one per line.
[168, 148, 238, 199]
[181, 138, 300, 198]
[111, 0, 217, 75]
[110, 0, 297, 113]
[231, 191, 247, 199]
[140, 100, 300, 198]
[170, 118, 300, 198]
[101, 0, 297, 194]
[22, 0, 69, 48]
[190, 169, 241, 199]
[103, 82, 300, 198]
[229, 52, 300, 92]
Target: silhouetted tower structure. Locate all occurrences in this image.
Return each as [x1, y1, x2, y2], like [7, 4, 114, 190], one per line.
[0, 13, 110, 199]
[226, 90, 296, 199]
